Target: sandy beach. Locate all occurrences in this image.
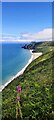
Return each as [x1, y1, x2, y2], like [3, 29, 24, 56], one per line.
[0, 50, 42, 92]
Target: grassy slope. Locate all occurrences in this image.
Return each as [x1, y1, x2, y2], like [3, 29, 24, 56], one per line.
[2, 42, 54, 120]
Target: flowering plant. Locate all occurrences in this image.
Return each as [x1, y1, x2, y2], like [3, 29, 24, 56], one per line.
[16, 85, 22, 120]
[16, 85, 22, 93]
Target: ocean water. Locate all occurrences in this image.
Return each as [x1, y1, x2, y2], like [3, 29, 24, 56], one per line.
[0, 43, 31, 85]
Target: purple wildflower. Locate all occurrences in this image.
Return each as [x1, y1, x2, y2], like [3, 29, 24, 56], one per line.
[16, 85, 22, 93]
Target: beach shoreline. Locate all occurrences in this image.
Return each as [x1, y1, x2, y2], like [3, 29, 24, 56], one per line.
[0, 50, 42, 92]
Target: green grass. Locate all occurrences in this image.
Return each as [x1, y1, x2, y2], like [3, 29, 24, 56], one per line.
[2, 41, 54, 120]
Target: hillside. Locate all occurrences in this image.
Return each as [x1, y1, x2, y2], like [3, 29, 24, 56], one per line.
[22, 41, 53, 53]
[2, 41, 54, 120]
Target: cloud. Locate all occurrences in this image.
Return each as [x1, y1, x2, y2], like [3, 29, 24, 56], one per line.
[2, 0, 49, 2]
[0, 28, 53, 43]
[20, 28, 53, 42]
[0, 35, 18, 43]
[33, 28, 52, 40]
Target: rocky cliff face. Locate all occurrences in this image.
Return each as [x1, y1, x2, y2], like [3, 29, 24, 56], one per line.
[22, 42, 39, 50]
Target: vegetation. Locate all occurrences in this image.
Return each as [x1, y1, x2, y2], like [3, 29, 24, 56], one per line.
[22, 41, 53, 54]
[2, 41, 54, 120]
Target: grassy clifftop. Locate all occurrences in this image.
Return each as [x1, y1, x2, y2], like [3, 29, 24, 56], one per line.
[2, 41, 54, 120]
[22, 41, 53, 53]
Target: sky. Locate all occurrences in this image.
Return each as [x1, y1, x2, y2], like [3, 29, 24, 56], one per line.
[0, 2, 2, 36]
[1, 2, 52, 42]
[1, 0, 53, 2]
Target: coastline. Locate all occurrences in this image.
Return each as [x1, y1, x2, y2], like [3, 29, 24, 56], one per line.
[0, 50, 42, 92]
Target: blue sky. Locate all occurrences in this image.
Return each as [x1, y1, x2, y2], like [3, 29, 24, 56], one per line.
[2, 2, 52, 42]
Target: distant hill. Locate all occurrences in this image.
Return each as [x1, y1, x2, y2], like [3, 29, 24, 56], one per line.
[22, 41, 54, 53]
[2, 41, 54, 120]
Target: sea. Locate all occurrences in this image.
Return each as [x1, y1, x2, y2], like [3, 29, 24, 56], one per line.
[0, 42, 31, 87]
